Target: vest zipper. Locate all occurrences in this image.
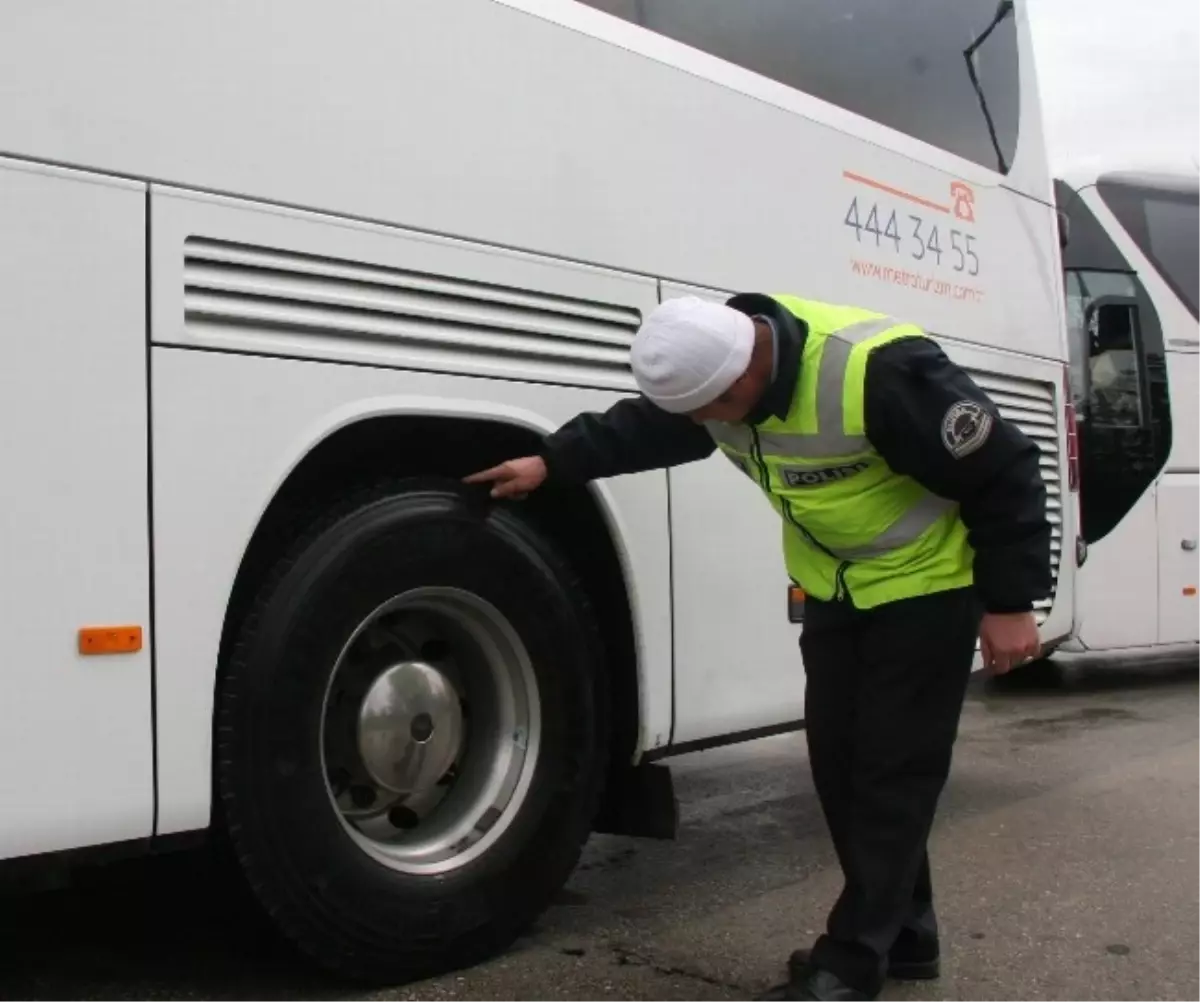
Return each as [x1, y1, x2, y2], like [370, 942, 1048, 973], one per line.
[834, 561, 852, 603]
[748, 427, 770, 490]
[781, 501, 853, 602]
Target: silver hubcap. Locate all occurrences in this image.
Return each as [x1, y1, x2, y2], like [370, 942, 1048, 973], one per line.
[358, 661, 465, 797]
[321, 587, 540, 875]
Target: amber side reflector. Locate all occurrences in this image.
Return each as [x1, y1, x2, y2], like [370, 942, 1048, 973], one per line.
[1184, 587, 1198, 597]
[79, 626, 143, 655]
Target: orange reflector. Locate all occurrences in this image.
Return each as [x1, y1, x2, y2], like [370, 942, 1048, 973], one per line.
[79, 626, 143, 655]
[1185, 587, 1198, 597]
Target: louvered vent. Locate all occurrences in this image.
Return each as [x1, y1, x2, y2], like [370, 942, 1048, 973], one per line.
[968, 369, 1064, 625]
[183, 238, 641, 384]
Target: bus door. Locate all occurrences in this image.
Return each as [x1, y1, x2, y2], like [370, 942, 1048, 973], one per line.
[1093, 175, 1200, 646]
[1059, 183, 1169, 649]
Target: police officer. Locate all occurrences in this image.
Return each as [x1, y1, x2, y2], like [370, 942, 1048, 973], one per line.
[465, 293, 1051, 1001]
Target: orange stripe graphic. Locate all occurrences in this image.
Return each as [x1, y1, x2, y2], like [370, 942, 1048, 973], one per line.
[843, 171, 950, 214]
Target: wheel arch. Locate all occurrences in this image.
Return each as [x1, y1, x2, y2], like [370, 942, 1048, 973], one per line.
[212, 398, 647, 823]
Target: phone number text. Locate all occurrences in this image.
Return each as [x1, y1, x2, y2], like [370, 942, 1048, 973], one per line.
[844, 198, 979, 276]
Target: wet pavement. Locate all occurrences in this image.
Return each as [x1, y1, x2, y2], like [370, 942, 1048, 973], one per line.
[1, 657, 1196, 1001]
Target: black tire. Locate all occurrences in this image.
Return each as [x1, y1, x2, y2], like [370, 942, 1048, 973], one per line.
[215, 479, 608, 983]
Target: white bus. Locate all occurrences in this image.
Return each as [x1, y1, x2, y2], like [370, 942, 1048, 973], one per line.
[1055, 170, 1199, 655]
[0, 0, 1075, 982]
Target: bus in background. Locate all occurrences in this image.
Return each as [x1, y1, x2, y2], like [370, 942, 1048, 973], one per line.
[1055, 170, 1199, 656]
[0, 0, 1073, 983]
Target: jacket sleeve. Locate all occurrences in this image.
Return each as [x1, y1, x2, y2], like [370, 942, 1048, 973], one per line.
[539, 395, 717, 484]
[863, 337, 1053, 614]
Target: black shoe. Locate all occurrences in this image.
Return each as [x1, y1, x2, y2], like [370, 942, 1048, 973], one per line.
[787, 944, 939, 983]
[756, 967, 875, 1001]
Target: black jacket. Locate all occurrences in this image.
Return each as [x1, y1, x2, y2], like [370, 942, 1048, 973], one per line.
[541, 293, 1053, 614]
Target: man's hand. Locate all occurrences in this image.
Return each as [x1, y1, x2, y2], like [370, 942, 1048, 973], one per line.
[463, 456, 548, 500]
[979, 611, 1041, 674]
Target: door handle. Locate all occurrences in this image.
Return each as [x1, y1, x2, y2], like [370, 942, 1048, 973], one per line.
[1183, 539, 1197, 551]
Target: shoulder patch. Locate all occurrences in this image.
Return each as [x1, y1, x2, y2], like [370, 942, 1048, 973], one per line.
[941, 400, 993, 458]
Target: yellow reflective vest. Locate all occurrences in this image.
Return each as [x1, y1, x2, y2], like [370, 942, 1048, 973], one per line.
[705, 295, 975, 608]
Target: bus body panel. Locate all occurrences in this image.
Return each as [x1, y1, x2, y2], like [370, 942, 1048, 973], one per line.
[148, 186, 663, 393]
[495, 0, 1055, 206]
[147, 191, 674, 834]
[1075, 491, 1161, 650]
[151, 348, 676, 834]
[0, 0, 1064, 365]
[660, 281, 808, 740]
[1158, 474, 1200, 645]
[0, 159, 154, 860]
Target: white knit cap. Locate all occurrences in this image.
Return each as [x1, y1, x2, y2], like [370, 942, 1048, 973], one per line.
[630, 296, 755, 413]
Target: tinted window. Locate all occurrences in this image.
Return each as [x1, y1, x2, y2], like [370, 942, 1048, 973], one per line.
[1098, 178, 1200, 320]
[574, 0, 1019, 173]
[1055, 181, 1174, 544]
[1064, 271, 1146, 427]
[1056, 180, 1129, 273]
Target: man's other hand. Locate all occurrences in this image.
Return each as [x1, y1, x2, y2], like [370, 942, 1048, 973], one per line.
[463, 456, 548, 500]
[979, 611, 1042, 674]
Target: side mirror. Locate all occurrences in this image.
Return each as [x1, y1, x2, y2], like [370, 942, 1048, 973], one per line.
[1056, 208, 1070, 249]
[1084, 297, 1137, 355]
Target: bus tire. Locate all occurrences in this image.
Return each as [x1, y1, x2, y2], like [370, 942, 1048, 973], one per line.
[215, 479, 608, 984]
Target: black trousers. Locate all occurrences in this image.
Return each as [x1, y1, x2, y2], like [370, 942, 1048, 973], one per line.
[802, 586, 981, 994]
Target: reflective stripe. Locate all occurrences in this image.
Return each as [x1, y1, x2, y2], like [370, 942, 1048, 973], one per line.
[761, 429, 867, 458]
[811, 317, 898, 453]
[707, 422, 867, 460]
[707, 316, 900, 460]
[836, 316, 902, 345]
[705, 420, 751, 453]
[824, 493, 957, 560]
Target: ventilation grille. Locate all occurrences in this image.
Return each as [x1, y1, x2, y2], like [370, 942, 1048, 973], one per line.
[968, 369, 1064, 625]
[183, 238, 641, 384]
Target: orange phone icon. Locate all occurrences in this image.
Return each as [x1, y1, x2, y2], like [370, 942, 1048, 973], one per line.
[951, 181, 975, 223]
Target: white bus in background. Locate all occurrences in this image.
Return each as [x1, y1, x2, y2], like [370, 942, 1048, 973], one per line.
[1055, 170, 1199, 656]
[0, 0, 1075, 982]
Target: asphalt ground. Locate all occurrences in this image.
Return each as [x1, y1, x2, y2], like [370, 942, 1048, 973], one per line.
[1, 655, 1195, 1001]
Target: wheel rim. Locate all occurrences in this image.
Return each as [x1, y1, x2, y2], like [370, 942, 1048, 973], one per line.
[320, 586, 540, 875]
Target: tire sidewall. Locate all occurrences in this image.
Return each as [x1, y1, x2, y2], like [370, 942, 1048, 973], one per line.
[219, 489, 604, 971]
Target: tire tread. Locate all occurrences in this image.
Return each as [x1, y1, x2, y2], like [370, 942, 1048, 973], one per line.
[214, 478, 609, 983]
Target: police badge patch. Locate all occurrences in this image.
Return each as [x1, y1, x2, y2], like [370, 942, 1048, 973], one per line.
[941, 400, 993, 458]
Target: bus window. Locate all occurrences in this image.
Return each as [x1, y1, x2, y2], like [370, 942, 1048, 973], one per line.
[1098, 176, 1200, 320]
[574, 0, 1020, 173]
[1065, 274, 1147, 428]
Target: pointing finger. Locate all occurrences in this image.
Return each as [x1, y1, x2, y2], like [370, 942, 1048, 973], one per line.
[463, 465, 508, 485]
